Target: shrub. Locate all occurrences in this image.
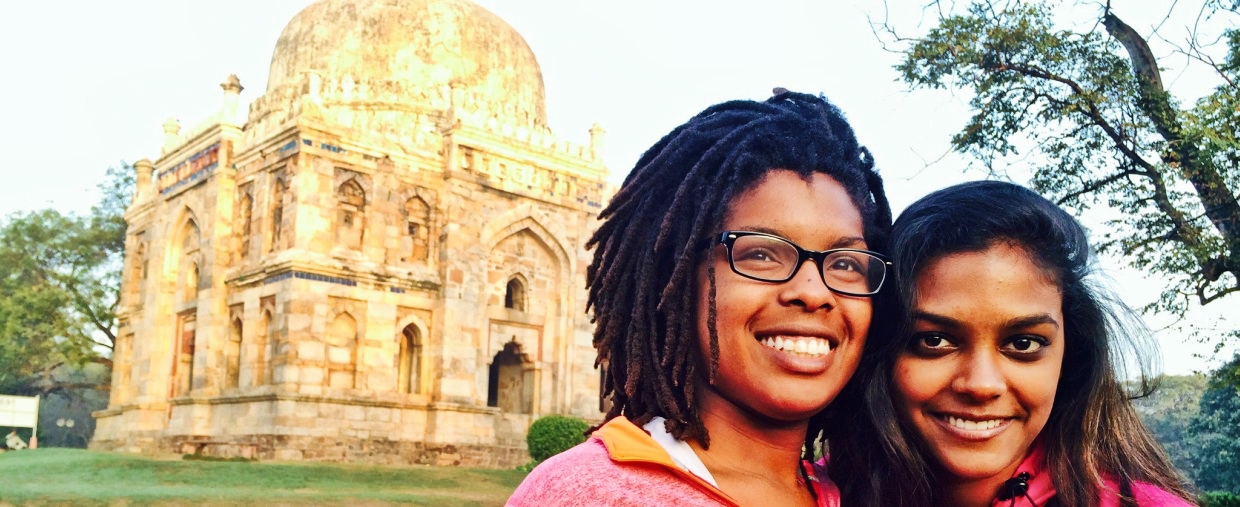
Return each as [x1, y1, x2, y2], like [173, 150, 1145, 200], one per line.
[526, 415, 589, 462]
[1201, 492, 1240, 507]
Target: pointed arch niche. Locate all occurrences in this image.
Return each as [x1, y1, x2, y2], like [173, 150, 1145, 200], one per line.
[167, 216, 201, 398]
[504, 275, 526, 312]
[486, 229, 560, 316]
[402, 196, 431, 262]
[174, 218, 201, 304]
[397, 324, 422, 395]
[269, 175, 289, 253]
[225, 317, 242, 389]
[326, 312, 358, 390]
[246, 309, 273, 387]
[237, 188, 254, 261]
[336, 179, 366, 250]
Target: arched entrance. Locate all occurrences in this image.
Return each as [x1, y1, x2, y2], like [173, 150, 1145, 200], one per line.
[487, 340, 533, 414]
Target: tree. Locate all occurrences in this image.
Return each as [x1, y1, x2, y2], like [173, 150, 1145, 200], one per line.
[1133, 374, 1209, 481]
[1188, 353, 1240, 493]
[882, 1, 1240, 344]
[0, 164, 132, 395]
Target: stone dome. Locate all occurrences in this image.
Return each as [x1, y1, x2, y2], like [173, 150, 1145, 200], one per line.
[265, 0, 547, 126]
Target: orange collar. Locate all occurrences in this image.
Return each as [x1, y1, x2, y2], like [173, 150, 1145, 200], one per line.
[594, 416, 741, 506]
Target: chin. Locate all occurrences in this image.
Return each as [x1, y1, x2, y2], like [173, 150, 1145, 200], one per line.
[743, 390, 836, 423]
[933, 449, 1022, 482]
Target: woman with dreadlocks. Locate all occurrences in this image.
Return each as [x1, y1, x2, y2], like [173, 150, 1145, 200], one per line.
[826, 181, 1194, 507]
[506, 89, 892, 507]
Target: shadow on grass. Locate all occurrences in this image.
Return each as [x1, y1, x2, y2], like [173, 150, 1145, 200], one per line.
[0, 448, 527, 506]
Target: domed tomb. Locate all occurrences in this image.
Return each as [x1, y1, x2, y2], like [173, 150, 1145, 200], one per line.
[264, 0, 547, 128]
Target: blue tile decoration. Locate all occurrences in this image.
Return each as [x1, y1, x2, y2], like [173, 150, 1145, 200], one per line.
[292, 271, 357, 287]
[158, 142, 222, 195]
[263, 272, 293, 284]
[261, 270, 356, 287]
[259, 271, 434, 292]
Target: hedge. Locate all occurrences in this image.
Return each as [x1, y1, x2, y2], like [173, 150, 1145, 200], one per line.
[526, 415, 589, 463]
[1201, 492, 1240, 507]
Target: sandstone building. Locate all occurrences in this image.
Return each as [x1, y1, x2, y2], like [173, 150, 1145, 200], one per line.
[91, 0, 610, 468]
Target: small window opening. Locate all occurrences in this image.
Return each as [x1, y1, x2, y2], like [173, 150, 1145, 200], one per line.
[504, 278, 525, 311]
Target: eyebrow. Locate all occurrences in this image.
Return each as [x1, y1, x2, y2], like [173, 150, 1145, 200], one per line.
[734, 226, 867, 249]
[911, 311, 1061, 331]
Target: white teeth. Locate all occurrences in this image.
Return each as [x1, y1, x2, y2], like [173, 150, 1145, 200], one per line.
[759, 336, 832, 358]
[946, 416, 1005, 431]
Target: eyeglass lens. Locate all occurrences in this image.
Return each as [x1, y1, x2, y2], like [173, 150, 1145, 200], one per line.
[729, 234, 885, 294]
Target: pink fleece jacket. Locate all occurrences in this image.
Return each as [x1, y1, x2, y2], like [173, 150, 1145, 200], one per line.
[991, 442, 1193, 507]
[506, 416, 839, 507]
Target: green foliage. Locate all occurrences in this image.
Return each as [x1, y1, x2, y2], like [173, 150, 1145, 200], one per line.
[1133, 374, 1209, 479]
[1201, 491, 1240, 507]
[34, 363, 110, 448]
[525, 415, 589, 462]
[887, 0, 1240, 345]
[1188, 354, 1240, 493]
[0, 164, 132, 395]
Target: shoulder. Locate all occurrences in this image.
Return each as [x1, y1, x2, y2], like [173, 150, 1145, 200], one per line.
[1097, 478, 1195, 507]
[506, 436, 709, 507]
[1130, 481, 1195, 507]
[506, 438, 613, 507]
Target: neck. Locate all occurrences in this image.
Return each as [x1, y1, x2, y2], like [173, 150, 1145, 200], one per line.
[941, 460, 1030, 507]
[687, 382, 811, 488]
[942, 475, 1008, 507]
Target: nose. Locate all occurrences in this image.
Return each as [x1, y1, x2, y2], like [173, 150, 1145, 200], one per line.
[778, 258, 839, 310]
[950, 349, 1006, 401]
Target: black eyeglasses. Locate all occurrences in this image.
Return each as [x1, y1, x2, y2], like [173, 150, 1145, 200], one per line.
[714, 231, 890, 297]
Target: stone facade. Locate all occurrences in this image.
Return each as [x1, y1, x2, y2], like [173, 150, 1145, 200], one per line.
[91, 0, 610, 468]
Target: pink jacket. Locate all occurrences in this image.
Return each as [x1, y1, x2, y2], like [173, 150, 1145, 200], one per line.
[992, 443, 1193, 507]
[506, 416, 840, 507]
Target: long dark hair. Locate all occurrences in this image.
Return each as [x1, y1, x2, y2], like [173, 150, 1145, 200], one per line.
[827, 180, 1193, 507]
[587, 90, 892, 459]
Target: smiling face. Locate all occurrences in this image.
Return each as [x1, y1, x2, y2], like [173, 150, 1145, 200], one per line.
[892, 242, 1065, 491]
[695, 170, 872, 423]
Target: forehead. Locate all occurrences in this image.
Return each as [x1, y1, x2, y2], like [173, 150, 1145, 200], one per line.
[722, 170, 864, 245]
[914, 244, 1063, 323]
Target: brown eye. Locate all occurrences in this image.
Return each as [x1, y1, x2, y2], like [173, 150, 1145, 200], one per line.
[1002, 336, 1048, 357]
[909, 333, 956, 355]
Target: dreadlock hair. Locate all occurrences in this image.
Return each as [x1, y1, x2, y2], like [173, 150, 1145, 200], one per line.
[585, 90, 893, 460]
[828, 181, 1195, 507]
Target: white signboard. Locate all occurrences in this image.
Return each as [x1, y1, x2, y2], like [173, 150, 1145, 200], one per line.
[0, 394, 39, 428]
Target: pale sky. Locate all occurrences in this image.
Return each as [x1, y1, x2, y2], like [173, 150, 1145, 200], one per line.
[0, 0, 1232, 374]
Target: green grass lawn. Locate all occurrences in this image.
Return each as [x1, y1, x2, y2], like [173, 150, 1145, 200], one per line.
[0, 448, 528, 506]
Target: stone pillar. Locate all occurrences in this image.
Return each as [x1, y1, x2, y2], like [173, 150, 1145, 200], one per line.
[162, 118, 182, 155]
[220, 74, 244, 127]
[133, 159, 154, 203]
[588, 123, 605, 161]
